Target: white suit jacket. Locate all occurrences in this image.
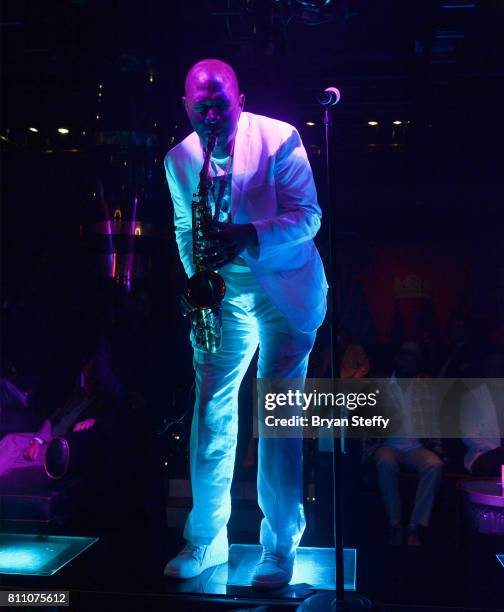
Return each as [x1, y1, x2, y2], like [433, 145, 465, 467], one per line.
[164, 112, 327, 333]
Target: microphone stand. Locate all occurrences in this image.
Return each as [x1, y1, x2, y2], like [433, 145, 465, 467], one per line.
[325, 102, 346, 607]
[299, 94, 371, 611]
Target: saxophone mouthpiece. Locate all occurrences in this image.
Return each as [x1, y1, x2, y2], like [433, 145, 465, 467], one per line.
[207, 131, 217, 153]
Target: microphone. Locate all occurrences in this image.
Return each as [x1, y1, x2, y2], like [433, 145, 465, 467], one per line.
[318, 87, 341, 107]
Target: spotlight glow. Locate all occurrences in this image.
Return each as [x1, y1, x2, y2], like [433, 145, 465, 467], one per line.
[306, 121, 316, 126]
[393, 120, 402, 125]
[57, 128, 69, 134]
[0, 548, 44, 571]
[28, 127, 39, 133]
[368, 121, 379, 126]
[227, 544, 357, 590]
[0, 533, 99, 576]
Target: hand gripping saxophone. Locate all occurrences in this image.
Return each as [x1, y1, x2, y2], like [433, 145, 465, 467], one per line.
[186, 133, 226, 353]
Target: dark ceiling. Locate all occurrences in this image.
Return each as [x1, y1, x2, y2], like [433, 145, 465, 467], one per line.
[1, 0, 503, 236]
[2, 0, 503, 131]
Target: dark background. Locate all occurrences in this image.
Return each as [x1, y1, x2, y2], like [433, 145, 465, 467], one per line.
[2, 0, 503, 362]
[1, 0, 504, 454]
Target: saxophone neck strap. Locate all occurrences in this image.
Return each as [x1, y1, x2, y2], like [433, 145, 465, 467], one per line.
[211, 136, 235, 221]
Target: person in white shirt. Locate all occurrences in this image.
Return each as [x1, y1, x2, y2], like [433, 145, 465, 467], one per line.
[163, 59, 327, 589]
[366, 342, 444, 546]
[460, 353, 504, 476]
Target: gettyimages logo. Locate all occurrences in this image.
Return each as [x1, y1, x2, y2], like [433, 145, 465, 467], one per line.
[263, 389, 378, 412]
[254, 377, 504, 439]
[261, 388, 388, 434]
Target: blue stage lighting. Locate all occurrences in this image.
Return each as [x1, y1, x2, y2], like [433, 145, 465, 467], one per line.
[227, 544, 357, 590]
[0, 533, 99, 576]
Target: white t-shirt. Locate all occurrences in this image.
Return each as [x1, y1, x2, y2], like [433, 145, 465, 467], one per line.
[460, 383, 501, 471]
[384, 375, 423, 454]
[210, 155, 248, 267]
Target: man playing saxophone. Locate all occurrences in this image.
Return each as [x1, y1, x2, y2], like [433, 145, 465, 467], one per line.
[164, 58, 327, 590]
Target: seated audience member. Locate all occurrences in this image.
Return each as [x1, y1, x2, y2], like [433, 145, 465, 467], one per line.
[312, 329, 370, 379]
[363, 342, 445, 546]
[0, 377, 31, 430]
[438, 314, 473, 378]
[460, 353, 504, 477]
[0, 377, 30, 409]
[339, 329, 370, 379]
[0, 360, 99, 477]
[419, 327, 441, 377]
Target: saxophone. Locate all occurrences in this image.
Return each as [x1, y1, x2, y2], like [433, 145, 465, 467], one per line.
[185, 132, 226, 353]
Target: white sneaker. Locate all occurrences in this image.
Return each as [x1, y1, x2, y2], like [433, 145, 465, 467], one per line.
[163, 534, 228, 579]
[251, 549, 295, 590]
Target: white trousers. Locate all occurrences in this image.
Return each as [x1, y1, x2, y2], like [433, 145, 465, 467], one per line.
[374, 445, 443, 527]
[184, 264, 317, 555]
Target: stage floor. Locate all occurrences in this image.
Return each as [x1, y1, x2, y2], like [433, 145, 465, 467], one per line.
[1, 526, 502, 611]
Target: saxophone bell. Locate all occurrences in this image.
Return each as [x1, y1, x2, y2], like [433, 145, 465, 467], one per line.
[186, 270, 226, 354]
[186, 270, 226, 311]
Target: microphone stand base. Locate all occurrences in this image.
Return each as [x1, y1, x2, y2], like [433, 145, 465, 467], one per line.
[298, 592, 373, 611]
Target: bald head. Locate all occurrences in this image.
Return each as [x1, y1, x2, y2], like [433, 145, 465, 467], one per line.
[185, 59, 239, 98]
[182, 58, 244, 157]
